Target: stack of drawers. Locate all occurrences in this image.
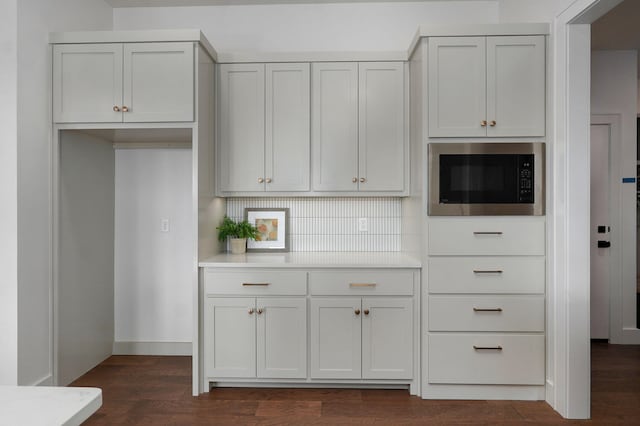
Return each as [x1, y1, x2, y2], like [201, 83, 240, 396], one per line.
[426, 217, 545, 386]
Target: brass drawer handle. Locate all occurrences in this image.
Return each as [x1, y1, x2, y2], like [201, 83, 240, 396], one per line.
[473, 308, 503, 312]
[242, 283, 270, 286]
[489, 120, 496, 127]
[473, 345, 503, 351]
[349, 283, 377, 287]
[473, 231, 503, 235]
[473, 270, 503, 274]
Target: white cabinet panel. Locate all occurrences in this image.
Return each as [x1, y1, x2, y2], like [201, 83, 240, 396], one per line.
[309, 270, 413, 296]
[428, 256, 545, 294]
[428, 217, 545, 256]
[203, 270, 307, 296]
[362, 297, 413, 379]
[312, 63, 359, 191]
[205, 298, 256, 378]
[219, 63, 266, 192]
[310, 298, 361, 379]
[257, 298, 307, 379]
[428, 334, 545, 385]
[428, 37, 486, 137]
[358, 62, 405, 191]
[487, 36, 545, 137]
[265, 63, 310, 192]
[123, 42, 194, 122]
[428, 295, 545, 332]
[53, 44, 123, 123]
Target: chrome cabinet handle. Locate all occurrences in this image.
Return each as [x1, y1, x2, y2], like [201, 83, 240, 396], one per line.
[473, 231, 503, 235]
[352, 177, 358, 183]
[473, 345, 503, 351]
[473, 308, 503, 312]
[350, 283, 377, 287]
[265, 178, 272, 183]
[113, 105, 121, 112]
[360, 177, 366, 183]
[242, 283, 270, 286]
[473, 270, 503, 274]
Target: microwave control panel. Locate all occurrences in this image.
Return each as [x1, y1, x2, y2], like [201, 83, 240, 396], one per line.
[518, 154, 535, 203]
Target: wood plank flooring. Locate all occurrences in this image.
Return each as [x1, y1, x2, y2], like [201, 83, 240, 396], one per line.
[71, 341, 640, 425]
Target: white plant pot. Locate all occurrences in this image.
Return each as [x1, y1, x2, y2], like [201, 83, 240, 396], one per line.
[230, 238, 247, 254]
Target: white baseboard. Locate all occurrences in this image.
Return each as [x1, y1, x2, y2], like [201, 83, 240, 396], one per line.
[31, 374, 54, 386]
[112, 341, 191, 356]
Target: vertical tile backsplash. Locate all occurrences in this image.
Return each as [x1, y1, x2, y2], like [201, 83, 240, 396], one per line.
[226, 197, 402, 252]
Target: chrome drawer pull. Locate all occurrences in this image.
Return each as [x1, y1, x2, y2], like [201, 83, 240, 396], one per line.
[473, 345, 503, 351]
[349, 283, 377, 287]
[473, 270, 503, 274]
[242, 282, 270, 286]
[473, 308, 503, 312]
[473, 231, 503, 235]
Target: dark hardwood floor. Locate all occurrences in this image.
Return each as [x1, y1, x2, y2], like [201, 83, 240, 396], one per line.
[71, 341, 640, 425]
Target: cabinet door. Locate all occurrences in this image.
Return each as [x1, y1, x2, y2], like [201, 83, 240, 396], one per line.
[204, 297, 256, 378]
[428, 37, 486, 137]
[312, 63, 359, 191]
[362, 297, 413, 379]
[122, 42, 194, 122]
[219, 64, 266, 192]
[486, 36, 545, 137]
[265, 63, 310, 192]
[358, 62, 405, 192]
[310, 298, 361, 379]
[256, 298, 307, 378]
[53, 44, 123, 123]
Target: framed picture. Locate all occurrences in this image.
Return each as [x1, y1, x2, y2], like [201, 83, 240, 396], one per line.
[244, 208, 289, 252]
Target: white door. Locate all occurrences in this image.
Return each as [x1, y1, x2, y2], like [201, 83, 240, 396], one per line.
[310, 298, 361, 379]
[123, 42, 194, 122]
[256, 298, 307, 378]
[52, 43, 123, 123]
[219, 63, 266, 192]
[358, 62, 405, 192]
[265, 63, 310, 192]
[204, 297, 256, 378]
[486, 36, 545, 137]
[427, 37, 486, 137]
[312, 62, 359, 191]
[362, 297, 413, 379]
[590, 124, 611, 339]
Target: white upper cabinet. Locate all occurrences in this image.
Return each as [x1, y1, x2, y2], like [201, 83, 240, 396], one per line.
[313, 62, 406, 193]
[428, 36, 545, 138]
[312, 62, 359, 192]
[218, 63, 310, 193]
[358, 62, 406, 192]
[53, 42, 194, 123]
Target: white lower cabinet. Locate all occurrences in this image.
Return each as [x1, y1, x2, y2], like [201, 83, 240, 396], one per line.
[310, 297, 413, 380]
[205, 297, 306, 379]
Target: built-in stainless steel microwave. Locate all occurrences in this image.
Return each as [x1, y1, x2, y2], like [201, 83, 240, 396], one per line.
[428, 142, 545, 216]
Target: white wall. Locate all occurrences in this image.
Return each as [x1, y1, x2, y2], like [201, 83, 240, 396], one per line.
[497, 0, 574, 22]
[16, 0, 112, 385]
[114, 149, 193, 350]
[0, 0, 19, 386]
[591, 50, 639, 341]
[113, 1, 498, 52]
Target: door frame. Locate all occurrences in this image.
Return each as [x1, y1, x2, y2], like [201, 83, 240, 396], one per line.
[590, 115, 623, 343]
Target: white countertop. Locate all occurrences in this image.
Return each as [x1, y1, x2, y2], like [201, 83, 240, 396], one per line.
[199, 252, 421, 268]
[0, 386, 101, 426]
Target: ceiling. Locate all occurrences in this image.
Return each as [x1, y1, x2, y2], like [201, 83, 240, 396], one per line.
[592, 0, 640, 51]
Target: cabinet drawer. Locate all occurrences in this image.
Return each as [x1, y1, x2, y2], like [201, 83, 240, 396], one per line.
[428, 218, 545, 256]
[309, 270, 414, 296]
[204, 270, 306, 295]
[428, 256, 545, 294]
[428, 333, 544, 385]
[428, 295, 544, 332]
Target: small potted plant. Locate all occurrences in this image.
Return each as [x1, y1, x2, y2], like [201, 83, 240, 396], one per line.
[216, 216, 258, 254]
